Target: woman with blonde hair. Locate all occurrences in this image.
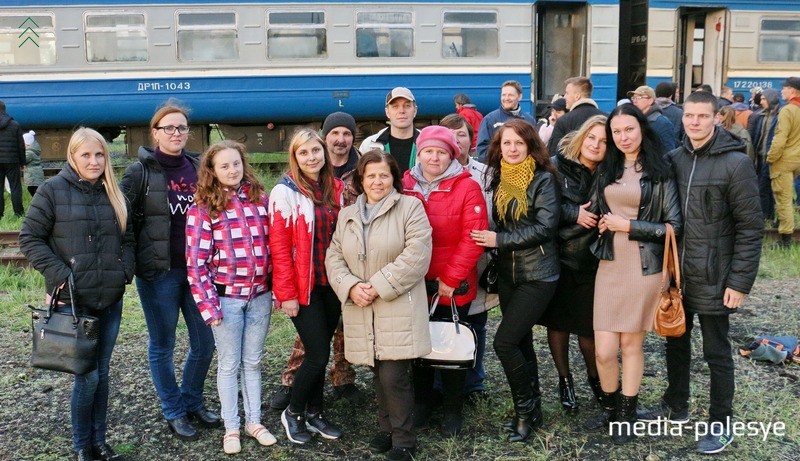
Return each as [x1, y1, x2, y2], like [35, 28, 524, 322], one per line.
[269, 128, 345, 444]
[20, 127, 135, 461]
[539, 115, 608, 413]
[717, 105, 755, 162]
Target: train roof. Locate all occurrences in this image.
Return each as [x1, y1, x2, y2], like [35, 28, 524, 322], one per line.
[2, 0, 618, 6]
[650, 0, 798, 11]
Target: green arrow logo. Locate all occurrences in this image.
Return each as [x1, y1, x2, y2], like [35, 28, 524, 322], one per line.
[18, 17, 39, 48]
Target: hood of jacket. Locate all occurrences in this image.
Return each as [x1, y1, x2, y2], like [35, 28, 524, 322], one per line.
[0, 112, 11, 130]
[407, 159, 467, 198]
[762, 89, 781, 113]
[681, 126, 746, 158]
[655, 97, 676, 110]
[571, 98, 599, 111]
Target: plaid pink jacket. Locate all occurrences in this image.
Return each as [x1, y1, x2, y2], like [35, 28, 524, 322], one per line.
[186, 186, 270, 324]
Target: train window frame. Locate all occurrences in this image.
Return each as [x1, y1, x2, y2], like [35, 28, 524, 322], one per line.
[0, 13, 56, 66]
[84, 12, 148, 64]
[176, 10, 239, 62]
[441, 10, 499, 59]
[266, 10, 327, 59]
[355, 11, 414, 58]
[758, 17, 800, 63]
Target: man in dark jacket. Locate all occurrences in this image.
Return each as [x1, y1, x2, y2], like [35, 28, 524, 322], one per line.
[640, 91, 764, 455]
[629, 85, 678, 151]
[0, 100, 26, 218]
[476, 80, 536, 161]
[547, 77, 605, 154]
[655, 81, 684, 142]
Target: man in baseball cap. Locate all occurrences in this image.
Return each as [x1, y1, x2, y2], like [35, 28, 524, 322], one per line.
[360, 87, 420, 174]
[627, 85, 678, 150]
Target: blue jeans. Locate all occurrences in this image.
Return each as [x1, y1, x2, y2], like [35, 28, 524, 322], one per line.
[68, 300, 122, 451]
[137, 268, 215, 420]
[212, 293, 272, 430]
[464, 311, 488, 393]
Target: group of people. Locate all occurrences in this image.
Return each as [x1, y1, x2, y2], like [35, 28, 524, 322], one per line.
[15, 74, 778, 461]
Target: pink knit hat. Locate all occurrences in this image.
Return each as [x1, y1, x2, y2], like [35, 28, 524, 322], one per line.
[416, 125, 460, 159]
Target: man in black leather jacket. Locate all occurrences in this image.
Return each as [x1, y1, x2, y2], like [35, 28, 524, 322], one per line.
[639, 90, 764, 455]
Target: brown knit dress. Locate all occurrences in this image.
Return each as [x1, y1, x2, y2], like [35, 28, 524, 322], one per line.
[593, 164, 661, 332]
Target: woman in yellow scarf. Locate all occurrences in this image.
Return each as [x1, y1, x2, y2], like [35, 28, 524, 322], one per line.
[470, 119, 561, 442]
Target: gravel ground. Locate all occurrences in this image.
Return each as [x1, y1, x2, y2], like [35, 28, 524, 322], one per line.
[1, 278, 799, 461]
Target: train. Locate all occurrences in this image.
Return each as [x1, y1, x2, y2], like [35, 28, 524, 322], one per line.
[1, 0, 798, 156]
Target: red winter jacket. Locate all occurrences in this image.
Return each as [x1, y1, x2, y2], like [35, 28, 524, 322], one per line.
[457, 105, 484, 150]
[268, 175, 344, 305]
[402, 166, 488, 307]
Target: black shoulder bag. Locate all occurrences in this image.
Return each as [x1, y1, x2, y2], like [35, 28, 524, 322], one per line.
[29, 273, 99, 375]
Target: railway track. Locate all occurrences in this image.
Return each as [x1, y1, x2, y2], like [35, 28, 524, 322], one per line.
[0, 228, 798, 267]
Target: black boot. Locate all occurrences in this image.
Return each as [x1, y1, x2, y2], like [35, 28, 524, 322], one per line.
[502, 361, 542, 432]
[584, 388, 617, 431]
[779, 233, 793, 248]
[587, 375, 602, 404]
[505, 364, 542, 442]
[611, 393, 638, 444]
[559, 374, 578, 413]
[441, 370, 465, 436]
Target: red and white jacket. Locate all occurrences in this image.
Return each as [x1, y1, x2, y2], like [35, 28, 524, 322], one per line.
[186, 185, 270, 324]
[402, 164, 488, 307]
[268, 175, 344, 306]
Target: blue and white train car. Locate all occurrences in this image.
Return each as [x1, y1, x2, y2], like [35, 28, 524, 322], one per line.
[644, 0, 800, 98]
[0, 0, 621, 153]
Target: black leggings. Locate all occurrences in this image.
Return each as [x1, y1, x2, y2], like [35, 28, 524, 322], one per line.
[288, 285, 341, 413]
[493, 278, 558, 382]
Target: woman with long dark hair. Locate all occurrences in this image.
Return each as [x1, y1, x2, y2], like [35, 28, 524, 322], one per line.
[470, 119, 560, 442]
[583, 104, 681, 444]
[269, 129, 345, 444]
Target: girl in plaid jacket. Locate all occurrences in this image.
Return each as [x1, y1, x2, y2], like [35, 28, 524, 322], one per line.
[186, 140, 275, 454]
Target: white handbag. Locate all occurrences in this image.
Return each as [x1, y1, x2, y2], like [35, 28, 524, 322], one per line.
[416, 294, 477, 370]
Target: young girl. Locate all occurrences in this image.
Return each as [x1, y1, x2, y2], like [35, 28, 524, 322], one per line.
[186, 140, 275, 454]
[269, 129, 344, 444]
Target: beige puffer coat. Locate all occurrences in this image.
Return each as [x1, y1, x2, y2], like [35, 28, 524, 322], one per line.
[325, 191, 432, 367]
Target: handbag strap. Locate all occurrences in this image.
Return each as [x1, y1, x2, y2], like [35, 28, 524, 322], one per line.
[660, 224, 681, 292]
[428, 294, 462, 334]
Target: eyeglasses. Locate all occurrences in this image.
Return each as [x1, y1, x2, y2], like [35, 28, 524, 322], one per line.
[155, 125, 190, 135]
[632, 95, 651, 101]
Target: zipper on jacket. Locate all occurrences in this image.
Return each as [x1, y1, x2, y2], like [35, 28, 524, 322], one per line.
[680, 154, 698, 279]
[539, 245, 545, 255]
[512, 250, 516, 285]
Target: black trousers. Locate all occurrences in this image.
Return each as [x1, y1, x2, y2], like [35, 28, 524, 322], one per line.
[0, 163, 23, 217]
[289, 285, 341, 413]
[663, 312, 734, 423]
[373, 359, 415, 449]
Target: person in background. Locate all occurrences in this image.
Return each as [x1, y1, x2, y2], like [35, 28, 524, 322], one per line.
[695, 84, 714, 94]
[751, 89, 781, 225]
[269, 129, 345, 445]
[767, 77, 800, 247]
[471, 119, 561, 443]
[361, 88, 420, 174]
[0, 100, 25, 219]
[23, 130, 44, 197]
[539, 98, 568, 146]
[655, 82, 684, 142]
[539, 115, 608, 413]
[270, 112, 364, 412]
[439, 113, 495, 402]
[120, 103, 220, 441]
[717, 106, 755, 163]
[629, 85, 678, 151]
[186, 141, 276, 454]
[476, 80, 537, 161]
[453, 93, 484, 152]
[547, 77, 605, 155]
[326, 151, 433, 461]
[718, 85, 734, 108]
[583, 104, 681, 445]
[640, 89, 763, 455]
[20, 127, 135, 461]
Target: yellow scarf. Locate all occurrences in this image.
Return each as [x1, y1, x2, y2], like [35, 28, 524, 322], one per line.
[495, 155, 536, 222]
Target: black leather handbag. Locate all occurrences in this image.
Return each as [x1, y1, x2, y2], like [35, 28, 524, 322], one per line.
[478, 250, 498, 294]
[30, 273, 99, 375]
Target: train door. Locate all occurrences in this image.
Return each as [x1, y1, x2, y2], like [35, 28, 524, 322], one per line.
[535, 3, 587, 115]
[617, 0, 648, 101]
[677, 8, 728, 100]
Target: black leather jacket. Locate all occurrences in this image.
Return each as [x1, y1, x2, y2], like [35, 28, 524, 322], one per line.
[552, 154, 599, 273]
[494, 170, 561, 283]
[589, 159, 683, 276]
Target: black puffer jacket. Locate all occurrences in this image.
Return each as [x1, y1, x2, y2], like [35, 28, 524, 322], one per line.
[0, 112, 24, 164]
[494, 170, 561, 283]
[668, 128, 764, 315]
[590, 157, 683, 276]
[20, 165, 135, 310]
[552, 154, 599, 272]
[119, 147, 199, 279]
[547, 100, 606, 154]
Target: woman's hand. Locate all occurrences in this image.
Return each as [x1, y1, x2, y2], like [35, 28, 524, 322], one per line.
[349, 282, 376, 308]
[470, 230, 497, 248]
[598, 212, 630, 234]
[210, 319, 222, 327]
[577, 202, 599, 229]
[437, 280, 455, 299]
[282, 299, 300, 317]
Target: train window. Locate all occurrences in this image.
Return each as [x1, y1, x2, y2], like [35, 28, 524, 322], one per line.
[267, 11, 326, 59]
[442, 12, 498, 58]
[85, 13, 147, 63]
[759, 18, 800, 62]
[356, 12, 413, 58]
[177, 12, 238, 61]
[0, 14, 55, 65]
